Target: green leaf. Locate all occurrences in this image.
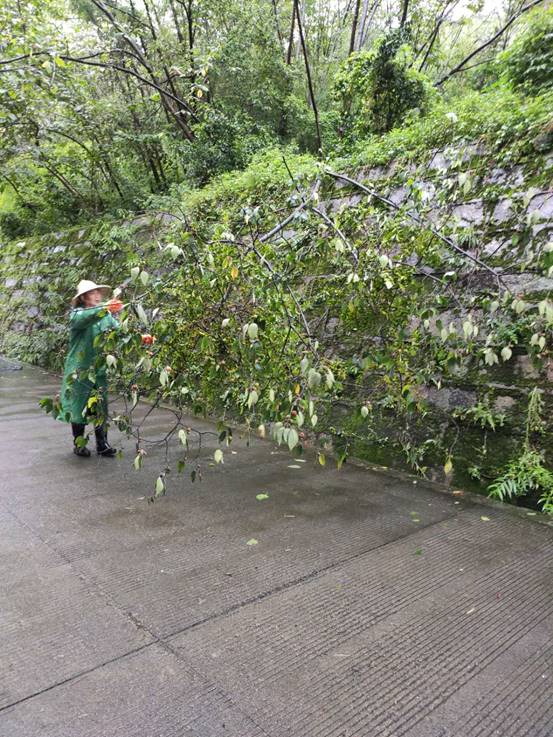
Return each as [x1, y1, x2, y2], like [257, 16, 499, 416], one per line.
[106, 354, 117, 369]
[159, 369, 169, 386]
[246, 538, 258, 546]
[247, 322, 259, 340]
[501, 346, 512, 362]
[318, 453, 326, 466]
[178, 429, 188, 445]
[130, 266, 140, 281]
[444, 457, 453, 475]
[247, 389, 259, 408]
[214, 448, 224, 464]
[256, 493, 269, 500]
[134, 454, 142, 470]
[139, 270, 149, 286]
[361, 405, 369, 418]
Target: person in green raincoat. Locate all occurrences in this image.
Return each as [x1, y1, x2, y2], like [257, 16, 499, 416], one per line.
[60, 279, 123, 457]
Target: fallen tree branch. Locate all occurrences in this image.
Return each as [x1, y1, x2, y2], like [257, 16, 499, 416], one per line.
[325, 169, 507, 290]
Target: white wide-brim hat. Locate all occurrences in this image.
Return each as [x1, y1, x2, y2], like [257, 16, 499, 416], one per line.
[71, 279, 112, 306]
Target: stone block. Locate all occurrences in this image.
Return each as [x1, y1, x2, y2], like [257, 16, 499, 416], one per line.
[527, 191, 553, 220]
[492, 198, 514, 223]
[388, 186, 409, 205]
[428, 151, 450, 171]
[328, 194, 363, 213]
[514, 355, 540, 380]
[502, 273, 553, 295]
[452, 201, 484, 226]
[494, 395, 516, 412]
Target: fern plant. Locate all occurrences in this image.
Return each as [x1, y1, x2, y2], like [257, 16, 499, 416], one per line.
[488, 449, 553, 503]
[488, 389, 553, 514]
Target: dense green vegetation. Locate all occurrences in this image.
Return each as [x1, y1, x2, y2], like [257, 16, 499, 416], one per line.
[1, 1, 552, 510]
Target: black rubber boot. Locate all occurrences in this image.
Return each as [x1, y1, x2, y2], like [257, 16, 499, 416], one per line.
[95, 425, 117, 457]
[72, 423, 91, 458]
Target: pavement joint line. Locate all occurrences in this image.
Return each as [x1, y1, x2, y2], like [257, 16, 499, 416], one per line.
[0, 499, 162, 649]
[161, 511, 460, 642]
[0, 642, 155, 716]
[1, 493, 456, 718]
[5, 364, 553, 734]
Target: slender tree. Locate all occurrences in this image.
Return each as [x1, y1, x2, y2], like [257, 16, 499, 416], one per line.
[349, 0, 362, 54]
[293, 0, 322, 152]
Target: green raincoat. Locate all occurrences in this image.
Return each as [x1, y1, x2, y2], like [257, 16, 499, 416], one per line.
[59, 306, 119, 424]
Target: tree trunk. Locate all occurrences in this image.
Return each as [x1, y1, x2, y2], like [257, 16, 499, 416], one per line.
[293, 0, 322, 152]
[349, 0, 362, 54]
[286, 1, 296, 65]
[400, 0, 409, 27]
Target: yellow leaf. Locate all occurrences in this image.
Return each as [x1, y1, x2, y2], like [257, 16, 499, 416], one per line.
[230, 266, 239, 280]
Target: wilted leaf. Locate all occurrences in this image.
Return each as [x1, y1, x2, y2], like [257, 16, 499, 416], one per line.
[135, 303, 149, 326]
[287, 428, 299, 451]
[308, 368, 322, 389]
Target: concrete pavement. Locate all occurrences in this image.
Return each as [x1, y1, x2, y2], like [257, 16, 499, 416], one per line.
[1, 362, 552, 737]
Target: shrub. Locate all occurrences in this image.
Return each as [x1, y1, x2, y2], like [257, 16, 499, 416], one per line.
[334, 29, 430, 138]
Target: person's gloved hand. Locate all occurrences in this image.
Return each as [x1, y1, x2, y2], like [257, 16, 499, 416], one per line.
[106, 298, 124, 314]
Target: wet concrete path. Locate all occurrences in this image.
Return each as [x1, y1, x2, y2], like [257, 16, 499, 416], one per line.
[1, 362, 552, 736]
